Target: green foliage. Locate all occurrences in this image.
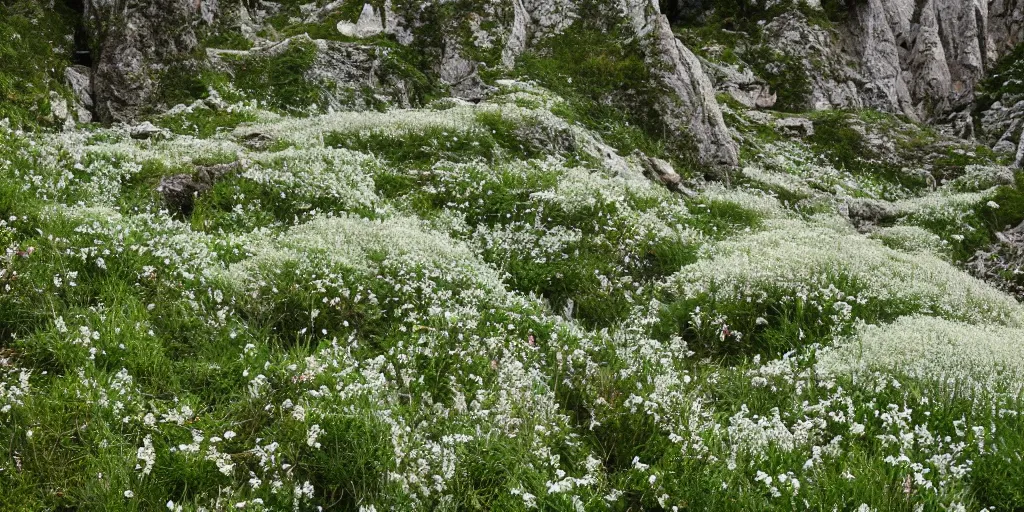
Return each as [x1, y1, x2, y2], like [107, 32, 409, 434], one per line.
[977, 42, 1024, 114]
[0, 1, 77, 128]
[745, 45, 813, 112]
[154, 60, 236, 112]
[323, 114, 547, 170]
[912, 181, 1024, 263]
[156, 107, 258, 139]
[513, 16, 692, 168]
[808, 111, 930, 191]
[229, 39, 322, 114]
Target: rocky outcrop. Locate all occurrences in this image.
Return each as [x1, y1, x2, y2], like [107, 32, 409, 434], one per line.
[763, 12, 863, 112]
[743, 2, 1023, 136]
[389, 0, 738, 167]
[840, 0, 1022, 130]
[980, 99, 1024, 160]
[969, 218, 1024, 300]
[641, 8, 739, 167]
[64, 65, 94, 125]
[989, 0, 1024, 60]
[84, 0, 215, 124]
[208, 35, 417, 111]
[701, 59, 777, 109]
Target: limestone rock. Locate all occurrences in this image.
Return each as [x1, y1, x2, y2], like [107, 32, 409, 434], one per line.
[644, 11, 739, 167]
[969, 218, 1024, 299]
[775, 117, 815, 138]
[701, 59, 776, 109]
[439, 44, 493, 102]
[1016, 129, 1024, 169]
[208, 36, 415, 110]
[84, 0, 215, 123]
[48, 92, 73, 131]
[64, 65, 94, 124]
[130, 121, 165, 140]
[355, 3, 384, 38]
[639, 154, 697, 196]
[763, 12, 864, 112]
[846, 198, 899, 229]
[387, 0, 739, 167]
[337, 21, 357, 38]
[841, 0, 1023, 125]
[158, 160, 245, 216]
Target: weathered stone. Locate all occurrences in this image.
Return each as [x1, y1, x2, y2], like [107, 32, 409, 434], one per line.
[775, 117, 815, 138]
[439, 43, 493, 102]
[158, 160, 245, 216]
[993, 139, 1018, 155]
[763, 12, 863, 112]
[64, 65, 94, 124]
[84, 0, 214, 123]
[1016, 129, 1024, 169]
[337, 21, 357, 38]
[841, 0, 1022, 125]
[969, 217, 1024, 299]
[130, 121, 165, 140]
[700, 58, 776, 109]
[388, 0, 739, 167]
[355, 3, 384, 38]
[208, 35, 415, 110]
[48, 92, 73, 131]
[639, 154, 697, 196]
[846, 198, 899, 228]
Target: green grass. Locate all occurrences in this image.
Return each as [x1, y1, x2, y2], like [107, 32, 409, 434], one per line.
[2, 19, 1024, 509]
[511, 14, 693, 169]
[0, 0, 77, 129]
[229, 38, 323, 114]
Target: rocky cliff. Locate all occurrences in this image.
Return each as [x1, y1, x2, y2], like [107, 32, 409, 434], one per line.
[12, 0, 1024, 166]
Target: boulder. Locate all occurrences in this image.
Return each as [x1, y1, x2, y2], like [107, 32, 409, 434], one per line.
[639, 154, 697, 196]
[775, 117, 815, 138]
[64, 65, 94, 124]
[129, 121, 165, 140]
[84, 0, 214, 123]
[158, 160, 245, 216]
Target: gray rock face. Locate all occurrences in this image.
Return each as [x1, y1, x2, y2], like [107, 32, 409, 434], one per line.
[64, 65, 94, 124]
[980, 99, 1024, 156]
[989, 0, 1024, 60]
[701, 59, 777, 109]
[839, 0, 1023, 126]
[389, 0, 739, 167]
[763, 12, 863, 112]
[747, 2, 1022, 135]
[208, 35, 415, 111]
[1017, 129, 1024, 168]
[642, 10, 739, 167]
[84, 0, 214, 124]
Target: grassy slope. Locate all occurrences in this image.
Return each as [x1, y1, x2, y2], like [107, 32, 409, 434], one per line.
[1, 3, 1024, 511]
